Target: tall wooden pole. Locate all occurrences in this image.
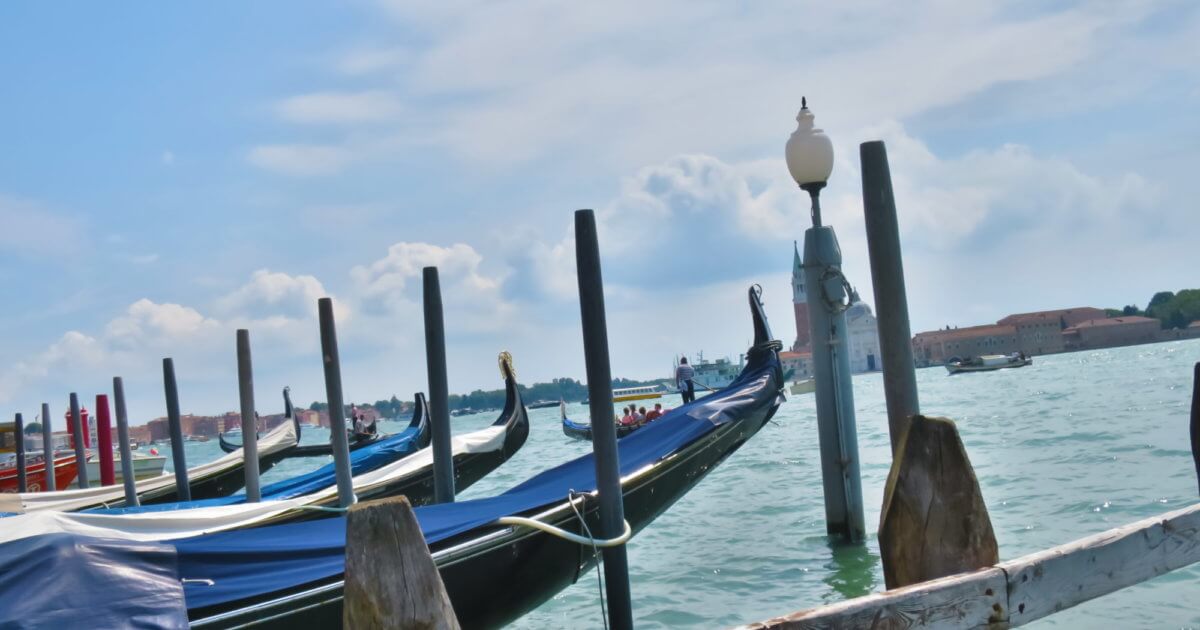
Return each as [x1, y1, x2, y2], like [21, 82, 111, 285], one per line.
[113, 377, 139, 506]
[95, 394, 115, 486]
[317, 298, 356, 508]
[423, 267, 456, 504]
[1190, 361, 1199, 496]
[574, 209, 634, 629]
[861, 140, 920, 455]
[68, 393, 89, 489]
[13, 413, 26, 493]
[40, 403, 55, 492]
[236, 330, 262, 502]
[163, 358, 190, 501]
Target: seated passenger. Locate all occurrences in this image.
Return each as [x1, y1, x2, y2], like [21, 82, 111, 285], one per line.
[645, 403, 664, 422]
[636, 406, 648, 425]
[619, 406, 637, 426]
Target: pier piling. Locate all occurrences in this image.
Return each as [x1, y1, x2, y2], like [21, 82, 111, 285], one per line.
[317, 298, 356, 509]
[95, 394, 115, 486]
[163, 358, 191, 501]
[40, 403, 54, 492]
[803, 212, 866, 543]
[344, 496, 460, 629]
[860, 140, 920, 454]
[113, 377, 139, 506]
[68, 393, 89, 489]
[422, 267, 456, 504]
[1191, 361, 1199, 496]
[14, 413, 26, 493]
[574, 208, 634, 630]
[236, 330, 262, 502]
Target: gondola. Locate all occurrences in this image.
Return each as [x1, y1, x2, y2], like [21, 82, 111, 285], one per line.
[0, 353, 529, 536]
[560, 400, 640, 441]
[0, 413, 302, 515]
[0, 287, 783, 629]
[218, 393, 429, 458]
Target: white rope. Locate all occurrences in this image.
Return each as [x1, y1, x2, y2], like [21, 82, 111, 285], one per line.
[495, 515, 632, 547]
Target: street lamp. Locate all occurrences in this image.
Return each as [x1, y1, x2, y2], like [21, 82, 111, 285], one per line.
[785, 97, 834, 226]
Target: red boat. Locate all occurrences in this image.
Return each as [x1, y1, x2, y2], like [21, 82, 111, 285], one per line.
[0, 454, 80, 493]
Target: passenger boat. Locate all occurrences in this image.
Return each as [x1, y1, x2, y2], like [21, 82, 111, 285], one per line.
[0, 454, 79, 493]
[527, 400, 559, 409]
[560, 400, 641, 441]
[0, 286, 785, 629]
[683, 352, 746, 390]
[945, 353, 1032, 375]
[83, 450, 168, 487]
[789, 378, 815, 395]
[0, 415, 301, 514]
[612, 384, 672, 403]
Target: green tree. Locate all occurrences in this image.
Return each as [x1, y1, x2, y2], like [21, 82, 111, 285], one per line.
[1146, 291, 1175, 317]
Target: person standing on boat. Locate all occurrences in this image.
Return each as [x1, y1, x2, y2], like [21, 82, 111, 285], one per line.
[676, 357, 696, 404]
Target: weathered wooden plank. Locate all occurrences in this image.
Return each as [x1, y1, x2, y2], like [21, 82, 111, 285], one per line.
[344, 496, 460, 630]
[734, 567, 1007, 630]
[1002, 502, 1200, 625]
[737, 502, 1200, 629]
[879, 415, 999, 589]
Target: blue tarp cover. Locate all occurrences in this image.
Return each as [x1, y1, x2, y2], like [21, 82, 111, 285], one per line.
[89, 425, 424, 515]
[0, 354, 779, 624]
[0, 533, 187, 629]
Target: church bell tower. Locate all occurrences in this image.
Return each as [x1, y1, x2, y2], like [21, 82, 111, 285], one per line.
[792, 241, 811, 352]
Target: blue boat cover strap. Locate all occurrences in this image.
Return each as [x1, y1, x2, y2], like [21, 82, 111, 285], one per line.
[0, 533, 187, 629]
[91, 425, 423, 515]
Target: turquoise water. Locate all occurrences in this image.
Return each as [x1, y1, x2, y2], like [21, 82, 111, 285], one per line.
[176, 338, 1200, 628]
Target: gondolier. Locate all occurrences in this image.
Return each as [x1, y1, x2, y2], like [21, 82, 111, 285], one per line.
[676, 356, 696, 403]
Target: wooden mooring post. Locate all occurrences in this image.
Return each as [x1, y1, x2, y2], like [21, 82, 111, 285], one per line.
[344, 496, 460, 630]
[1191, 361, 1198, 496]
[879, 415, 997, 589]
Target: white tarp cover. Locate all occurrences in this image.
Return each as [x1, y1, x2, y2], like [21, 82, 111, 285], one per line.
[0, 422, 507, 543]
[0, 419, 299, 515]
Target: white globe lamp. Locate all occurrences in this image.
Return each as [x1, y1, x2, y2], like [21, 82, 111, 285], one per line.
[785, 97, 834, 225]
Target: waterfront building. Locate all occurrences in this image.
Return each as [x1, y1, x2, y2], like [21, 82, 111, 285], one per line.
[997, 307, 1106, 355]
[912, 324, 1020, 366]
[779, 350, 814, 381]
[1062, 316, 1161, 350]
[790, 241, 880, 374]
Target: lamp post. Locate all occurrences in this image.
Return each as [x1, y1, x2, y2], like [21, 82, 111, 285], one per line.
[786, 98, 866, 543]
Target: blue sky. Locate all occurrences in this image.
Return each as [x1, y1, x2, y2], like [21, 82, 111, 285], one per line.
[2, 1, 1198, 424]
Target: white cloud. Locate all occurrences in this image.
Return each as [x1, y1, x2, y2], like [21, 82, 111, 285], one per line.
[105, 299, 221, 348]
[216, 269, 331, 319]
[247, 144, 354, 176]
[276, 90, 402, 124]
[0, 196, 85, 261]
[337, 47, 412, 75]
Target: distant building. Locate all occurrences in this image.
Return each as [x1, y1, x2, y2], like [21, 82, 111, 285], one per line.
[997, 307, 1106, 355]
[912, 324, 1020, 366]
[1062, 316, 1161, 350]
[791, 241, 880, 374]
[779, 350, 813, 381]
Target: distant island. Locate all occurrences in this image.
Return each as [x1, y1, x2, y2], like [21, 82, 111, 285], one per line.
[911, 288, 1200, 367]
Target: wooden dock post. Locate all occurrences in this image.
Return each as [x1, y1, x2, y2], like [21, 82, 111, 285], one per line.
[343, 496, 460, 630]
[14, 413, 27, 493]
[113, 377, 139, 506]
[235, 330, 262, 502]
[879, 415, 998, 589]
[68, 393, 89, 489]
[1191, 361, 1199, 496]
[40, 403, 55, 492]
[422, 267, 456, 504]
[162, 358, 191, 500]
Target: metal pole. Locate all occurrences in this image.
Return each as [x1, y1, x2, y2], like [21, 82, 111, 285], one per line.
[574, 208, 634, 629]
[113, 377, 139, 506]
[422, 267, 455, 504]
[95, 394, 115, 485]
[163, 358, 191, 501]
[317, 298, 356, 508]
[861, 140, 920, 455]
[40, 403, 55, 492]
[68, 393, 90, 489]
[236, 330, 262, 502]
[14, 413, 26, 493]
[802, 191, 866, 543]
